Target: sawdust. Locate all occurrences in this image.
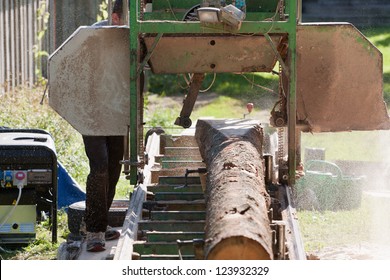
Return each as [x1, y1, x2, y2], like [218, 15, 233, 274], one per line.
[146, 92, 219, 112]
[309, 243, 390, 260]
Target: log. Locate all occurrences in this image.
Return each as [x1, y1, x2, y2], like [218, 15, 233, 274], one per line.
[195, 119, 273, 260]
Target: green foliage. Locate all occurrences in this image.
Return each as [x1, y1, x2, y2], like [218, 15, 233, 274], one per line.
[0, 87, 89, 187]
[145, 107, 178, 128]
[362, 27, 390, 103]
[148, 72, 279, 100]
[97, 0, 109, 21]
[147, 73, 183, 96]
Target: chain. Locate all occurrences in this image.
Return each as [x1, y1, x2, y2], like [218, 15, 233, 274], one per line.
[140, 0, 145, 21]
[279, 0, 285, 20]
[138, 0, 145, 167]
[277, 0, 286, 167]
[138, 89, 145, 168]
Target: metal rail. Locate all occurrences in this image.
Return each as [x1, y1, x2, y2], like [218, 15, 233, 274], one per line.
[116, 132, 306, 260]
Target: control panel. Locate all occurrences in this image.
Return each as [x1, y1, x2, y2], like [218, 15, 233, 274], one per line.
[1, 169, 52, 188]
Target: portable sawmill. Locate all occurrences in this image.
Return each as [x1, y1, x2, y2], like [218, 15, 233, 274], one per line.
[48, 0, 389, 260]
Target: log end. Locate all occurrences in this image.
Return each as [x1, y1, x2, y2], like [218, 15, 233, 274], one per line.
[206, 236, 272, 260]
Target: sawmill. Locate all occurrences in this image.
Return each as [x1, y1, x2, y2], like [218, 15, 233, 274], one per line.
[48, 0, 389, 260]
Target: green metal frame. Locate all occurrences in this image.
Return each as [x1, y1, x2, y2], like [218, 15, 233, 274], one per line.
[129, 0, 299, 186]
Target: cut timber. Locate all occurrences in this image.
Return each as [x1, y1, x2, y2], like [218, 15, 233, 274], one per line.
[195, 119, 273, 260]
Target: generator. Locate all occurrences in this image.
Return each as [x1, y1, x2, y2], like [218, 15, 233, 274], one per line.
[0, 128, 57, 244]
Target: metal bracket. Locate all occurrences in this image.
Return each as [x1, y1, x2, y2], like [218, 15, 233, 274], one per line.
[184, 168, 207, 187]
[271, 221, 287, 260]
[174, 73, 205, 128]
[177, 239, 205, 260]
[137, 33, 163, 76]
[264, 33, 289, 77]
[120, 160, 141, 167]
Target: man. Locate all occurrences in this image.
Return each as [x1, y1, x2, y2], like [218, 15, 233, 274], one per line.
[84, 0, 125, 252]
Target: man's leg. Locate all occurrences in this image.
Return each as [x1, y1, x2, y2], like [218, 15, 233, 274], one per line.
[83, 136, 110, 233]
[106, 136, 125, 210]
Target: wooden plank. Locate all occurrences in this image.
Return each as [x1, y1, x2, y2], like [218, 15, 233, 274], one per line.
[152, 168, 203, 183]
[0, 0, 51, 91]
[146, 231, 204, 242]
[28, 0, 34, 86]
[5, 0, 10, 92]
[146, 200, 206, 211]
[133, 241, 194, 255]
[161, 160, 205, 169]
[15, 0, 20, 86]
[10, 0, 15, 88]
[138, 220, 205, 232]
[158, 175, 201, 185]
[156, 154, 203, 163]
[0, 0, 4, 93]
[164, 147, 201, 157]
[154, 192, 204, 202]
[140, 254, 194, 260]
[160, 135, 198, 152]
[150, 210, 206, 221]
[147, 184, 203, 193]
[21, 0, 27, 85]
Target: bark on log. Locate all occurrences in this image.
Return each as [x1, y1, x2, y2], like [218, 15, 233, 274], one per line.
[195, 119, 273, 260]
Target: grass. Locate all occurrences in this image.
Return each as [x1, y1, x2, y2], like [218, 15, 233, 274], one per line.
[298, 193, 390, 255]
[192, 95, 244, 119]
[298, 198, 371, 252]
[361, 27, 390, 102]
[301, 130, 390, 163]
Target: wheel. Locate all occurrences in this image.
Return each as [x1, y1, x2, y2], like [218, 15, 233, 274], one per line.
[183, 5, 200, 21]
[181, 117, 192, 128]
[67, 200, 129, 235]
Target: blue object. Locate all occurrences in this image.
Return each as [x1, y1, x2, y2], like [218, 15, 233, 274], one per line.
[4, 170, 13, 187]
[234, 0, 246, 10]
[57, 162, 86, 210]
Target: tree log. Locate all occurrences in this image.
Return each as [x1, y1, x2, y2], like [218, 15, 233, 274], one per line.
[195, 119, 273, 260]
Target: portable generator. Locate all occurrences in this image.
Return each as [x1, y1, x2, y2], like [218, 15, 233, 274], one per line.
[0, 128, 57, 244]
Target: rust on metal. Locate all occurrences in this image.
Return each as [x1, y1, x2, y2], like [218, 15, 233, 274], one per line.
[296, 23, 390, 132]
[143, 35, 284, 74]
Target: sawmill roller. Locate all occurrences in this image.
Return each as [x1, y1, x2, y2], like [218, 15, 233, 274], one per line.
[120, 123, 306, 260]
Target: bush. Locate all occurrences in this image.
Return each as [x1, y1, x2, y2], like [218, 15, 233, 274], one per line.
[0, 87, 89, 186]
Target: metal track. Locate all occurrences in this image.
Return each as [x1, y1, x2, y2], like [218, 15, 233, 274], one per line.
[132, 134, 206, 260]
[117, 132, 306, 260]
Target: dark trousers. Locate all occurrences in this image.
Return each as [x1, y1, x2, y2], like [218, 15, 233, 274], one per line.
[82, 135, 124, 233]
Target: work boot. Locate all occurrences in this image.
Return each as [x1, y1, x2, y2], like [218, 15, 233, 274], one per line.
[86, 232, 105, 252]
[105, 226, 120, 241]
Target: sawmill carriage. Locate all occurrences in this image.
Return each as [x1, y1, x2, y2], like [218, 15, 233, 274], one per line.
[48, 0, 389, 260]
